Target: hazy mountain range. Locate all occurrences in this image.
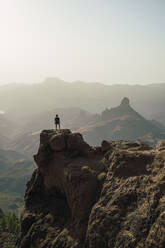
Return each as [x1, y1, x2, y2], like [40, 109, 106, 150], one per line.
[0, 97, 163, 160]
[0, 80, 164, 158]
[0, 78, 164, 124]
[0, 78, 164, 212]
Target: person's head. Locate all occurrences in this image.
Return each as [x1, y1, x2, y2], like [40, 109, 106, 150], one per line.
[56, 114, 58, 117]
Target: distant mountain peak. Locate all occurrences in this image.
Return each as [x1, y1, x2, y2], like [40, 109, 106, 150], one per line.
[43, 77, 65, 85]
[101, 97, 143, 121]
[120, 97, 130, 107]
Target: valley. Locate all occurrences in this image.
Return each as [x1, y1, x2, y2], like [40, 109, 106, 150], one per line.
[0, 80, 164, 215]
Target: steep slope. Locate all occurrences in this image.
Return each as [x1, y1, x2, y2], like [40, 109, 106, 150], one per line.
[18, 129, 165, 248]
[79, 98, 165, 146]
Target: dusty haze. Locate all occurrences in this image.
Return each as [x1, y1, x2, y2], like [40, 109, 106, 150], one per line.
[0, 0, 165, 85]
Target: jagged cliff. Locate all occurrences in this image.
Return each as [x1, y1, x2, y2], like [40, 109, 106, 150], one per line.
[18, 130, 165, 248]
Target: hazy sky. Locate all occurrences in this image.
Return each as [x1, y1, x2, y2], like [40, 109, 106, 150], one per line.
[0, 0, 165, 85]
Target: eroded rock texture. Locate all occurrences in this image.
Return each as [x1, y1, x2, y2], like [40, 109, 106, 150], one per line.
[18, 130, 165, 248]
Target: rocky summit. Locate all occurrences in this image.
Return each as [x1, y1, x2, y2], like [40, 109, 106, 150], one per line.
[18, 129, 165, 248]
[78, 98, 165, 146]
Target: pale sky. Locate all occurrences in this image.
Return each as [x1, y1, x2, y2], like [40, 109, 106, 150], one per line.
[0, 0, 165, 85]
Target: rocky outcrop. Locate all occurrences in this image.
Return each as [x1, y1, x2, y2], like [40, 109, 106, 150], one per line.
[78, 98, 165, 146]
[18, 129, 165, 248]
[101, 97, 143, 121]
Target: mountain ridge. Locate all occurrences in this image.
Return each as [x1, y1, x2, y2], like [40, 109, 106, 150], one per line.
[0, 77, 164, 121]
[9, 98, 165, 158]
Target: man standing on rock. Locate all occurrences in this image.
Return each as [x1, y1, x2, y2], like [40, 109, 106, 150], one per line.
[54, 114, 60, 130]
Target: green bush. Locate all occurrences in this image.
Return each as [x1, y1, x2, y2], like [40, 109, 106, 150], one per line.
[0, 211, 23, 237]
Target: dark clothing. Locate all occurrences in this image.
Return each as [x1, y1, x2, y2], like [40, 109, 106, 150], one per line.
[55, 117, 60, 124]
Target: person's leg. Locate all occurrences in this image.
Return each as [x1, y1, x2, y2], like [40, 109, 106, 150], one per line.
[59, 123, 60, 130]
[55, 124, 57, 130]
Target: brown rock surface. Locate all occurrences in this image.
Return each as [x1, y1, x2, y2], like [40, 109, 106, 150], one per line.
[18, 129, 165, 248]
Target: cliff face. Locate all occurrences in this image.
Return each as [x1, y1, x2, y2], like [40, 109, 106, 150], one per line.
[18, 130, 165, 248]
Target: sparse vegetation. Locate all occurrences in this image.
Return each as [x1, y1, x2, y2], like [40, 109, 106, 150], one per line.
[97, 172, 106, 181]
[0, 212, 23, 248]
